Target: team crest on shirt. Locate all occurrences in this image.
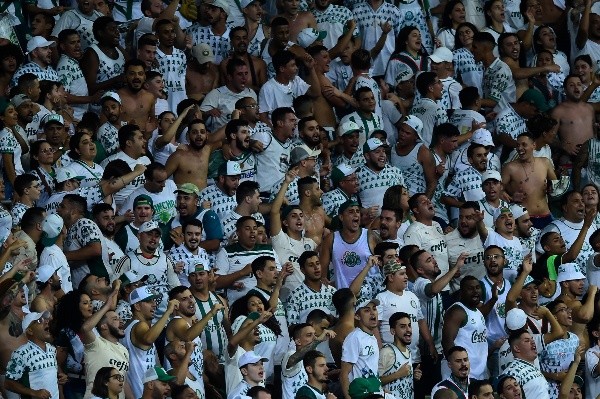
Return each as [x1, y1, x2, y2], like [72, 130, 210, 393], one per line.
[342, 251, 361, 267]
[411, 300, 417, 309]
[405, 11, 414, 20]
[497, 302, 506, 318]
[304, 243, 312, 250]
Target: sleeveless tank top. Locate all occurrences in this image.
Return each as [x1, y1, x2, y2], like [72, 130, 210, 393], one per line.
[450, 302, 488, 379]
[390, 143, 425, 196]
[194, 292, 227, 363]
[331, 228, 371, 289]
[380, 343, 413, 398]
[480, 276, 509, 344]
[123, 319, 157, 399]
[89, 44, 125, 83]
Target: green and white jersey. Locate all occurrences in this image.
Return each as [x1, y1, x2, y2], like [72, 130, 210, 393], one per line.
[65, 217, 104, 287]
[480, 276, 510, 344]
[97, 122, 121, 158]
[208, 150, 257, 183]
[314, 4, 358, 50]
[231, 316, 278, 380]
[478, 199, 509, 229]
[57, 54, 89, 120]
[11, 203, 29, 229]
[378, 344, 413, 399]
[504, 359, 550, 399]
[409, 97, 448, 147]
[412, 276, 443, 354]
[11, 62, 60, 88]
[194, 292, 227, 363]
[222, 210, 266, 245]
[483, 58, 516, 111]
[69, 160, 104, 188]
[341, 327, 379, 381]
[356, 164, 404, 212]
[586, 138, 600, 187]
[282, 350, 308, 399]
[443, 166, 485, 202]
[156, 47, 187, 113]
[339, 111, 383, 147]
[52, 9, 101, 50]
[355, 75, 383, 118]
[269, 175, 304, 206]
[271, 230, 317, 296]
[215, 243, 280, 303]
[484, 230, 526, 283]
[251, 286, 289, 366]
[6, 341, 59, 399]
[332, 151, 365, 170]
[322, 188, 358, 218]
[123, 319, 157, 399]
[295, 384, 326, 399]
[453, 47, 483, 95]
[169, 245, 212, 285]
[199, 184, 237, 222]
[286, 282, 337, 325]
[119, 181, 177, 225]
[0, 127, 24, 175]
[200, 86, 257, 132]
[185, 25, 231, 64]
[495, 105, 527, 141]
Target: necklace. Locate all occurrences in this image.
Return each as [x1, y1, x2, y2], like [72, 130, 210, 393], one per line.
[520, 158, 535, 183]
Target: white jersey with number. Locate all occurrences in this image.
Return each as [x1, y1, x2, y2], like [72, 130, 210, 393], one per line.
[341, 327, 379, 382]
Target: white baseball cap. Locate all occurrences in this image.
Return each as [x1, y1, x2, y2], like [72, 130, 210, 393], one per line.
[297, 28, 327, 48]
[138, 221, 161, 234]
[429, 47, 453, 63]
[401, 115, 424, 139]
[592, 1, 600, 14]
[55, 166, 85, 184]
[505, 308, 527, 330]
[40, 214, 63, 247]
[472, 128, 494, 147]
[191, 43, 214, 64]
[354, 297, 380, 313]
[218, 161, 242, 176]
[22, 310, 51, 331]
[556, 263, 586, 283]
[129, 286, 159, 305]
[238, 351, 269, 368]
[100, 91, 121, 105]
[481, 170, 501, 183]
[339, 120, 362, 137]
[36, 264, 60, 283]
[27, 36, 55, 53]
[509, 204, 528, 220]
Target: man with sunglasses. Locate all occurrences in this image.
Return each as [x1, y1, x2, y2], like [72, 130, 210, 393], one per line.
[5, 311, 64, 399]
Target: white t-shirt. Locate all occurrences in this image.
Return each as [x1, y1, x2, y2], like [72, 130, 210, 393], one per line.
[119, 181, 178, 225]
[404, 221, 451, 287]
[100, 151, 151, 211]
[585, 344, 600, 399]
[484, 230, 527, 283]
[258, 76, 310, 116]
[341, 327, 379, 381]
[201, 86, 257, 132]
[271, 230, 317, 298]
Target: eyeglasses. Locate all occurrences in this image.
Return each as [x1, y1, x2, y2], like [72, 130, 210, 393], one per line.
[110, 374, 124, 382]
[40, 148, 56, 154]
[484, 254, 504, 260]
[242, 104, 258, 109]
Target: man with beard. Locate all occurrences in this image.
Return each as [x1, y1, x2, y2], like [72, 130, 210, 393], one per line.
[201, 58, 257, 133]
[323, 163, 359, 218]
[542, 191, 596, 267]
[140, 367, 174, 399]
[221, 181, 264, 244]
[431, 346, 471, 398]
[377, 260, 434, 370]
[115, 195, 157, 254]
[411, 250, 466, 392]
[80, 273, 114, 311]
[30, 264, 62, 312]
[501, 133, 556, 229]
[114, 221, 181, 318]
[298, 176, 328, 246]
[539, 300, 580, 399]
[166, 286, 225, 399]
[320, 200, 379, 295]
[442, 276, 490, 380]
[333, 121, 363, 169]
[556, 264, 598, 351]
[124, 286, 179, 398]
[93, 203, 125, 280]
[81, 16, 126, 94]
[11, 37, 59, 87]
[234, 97, 272, 143]
[511, 205, 541, 260]
[504, 330, 550, 399]
[155, 19, 187, 113]
[378, 208, 403, 246]
[117, 59, 156, 136]
[270, 145, 321, 206]
[166, 119, 212, 190]
[339, 88, 383, 146]
[5, 311, 62, 399]
[551, 75, 595, 162]
[98, 92, 127, 157]
[442, 144, 488, 210]
[356, 138, 404, 216]
[101, 124, 152, 210]
[186, 0, 231, 64]
[297, 350, 333, 399]
[219, 27, 267, 93]
[445, 202, 485, 293]
[56, 30, 99, 121]
[12, 95, 35, 138]
[208, 119, 257, 184]
[216, 216, 280, 303]
[201, 161, 242, 222]
[167, 183, 223, 252]
[379, 312, 423, 399]
[270, 172, 318, 296]
[169, 219, 212, 286]
[120, 163, 178, 225]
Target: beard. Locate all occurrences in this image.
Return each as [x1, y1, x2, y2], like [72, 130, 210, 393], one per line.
[108, 323, 125, 339]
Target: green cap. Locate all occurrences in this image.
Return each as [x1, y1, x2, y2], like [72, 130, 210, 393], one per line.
[174, 183, 200, 196]
[338, 200, 359, 215]
[348, 376, 382, 399]
[519, 89, 550, 113]
[383, 260, 406, 276]
[133, 194, 154, 209]
[143, 366, 176, 383]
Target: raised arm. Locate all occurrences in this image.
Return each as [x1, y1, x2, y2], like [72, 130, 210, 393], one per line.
[505, 256, 532, 311]
[270, 170, 297, 236]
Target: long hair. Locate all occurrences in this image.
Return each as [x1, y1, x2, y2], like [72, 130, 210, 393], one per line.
[454, 22, 479, 50]
[441, 0, 464, 29]
[51, 290, 88, 338]
[229, 292, 282, 336]
[91, 367, 114, 398]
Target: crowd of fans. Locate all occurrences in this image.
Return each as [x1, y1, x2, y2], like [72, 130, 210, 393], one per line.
[3, 0, 600, 398]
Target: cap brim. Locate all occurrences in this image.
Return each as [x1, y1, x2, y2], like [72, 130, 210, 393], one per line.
[316, 31, 327, 40]
[158, 375, 176, 382]
[131, 294, 160, 304]
[429, 55, 443, 63]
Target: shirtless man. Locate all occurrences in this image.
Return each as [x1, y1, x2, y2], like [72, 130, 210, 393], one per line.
[186, 44, 220, 102]
[501, 133, 557, 228]
[117, 59, 157, 136]
[0, 285, 28, 398]
[551, 74, 596, 168]
[219, 26, 267, 92]
[557, 265, 597, 351]
[498, 32, 560, 99]
[165, 119, 212, 190]
[298, 176, 329, 245]
[277, 0, 317, 42]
